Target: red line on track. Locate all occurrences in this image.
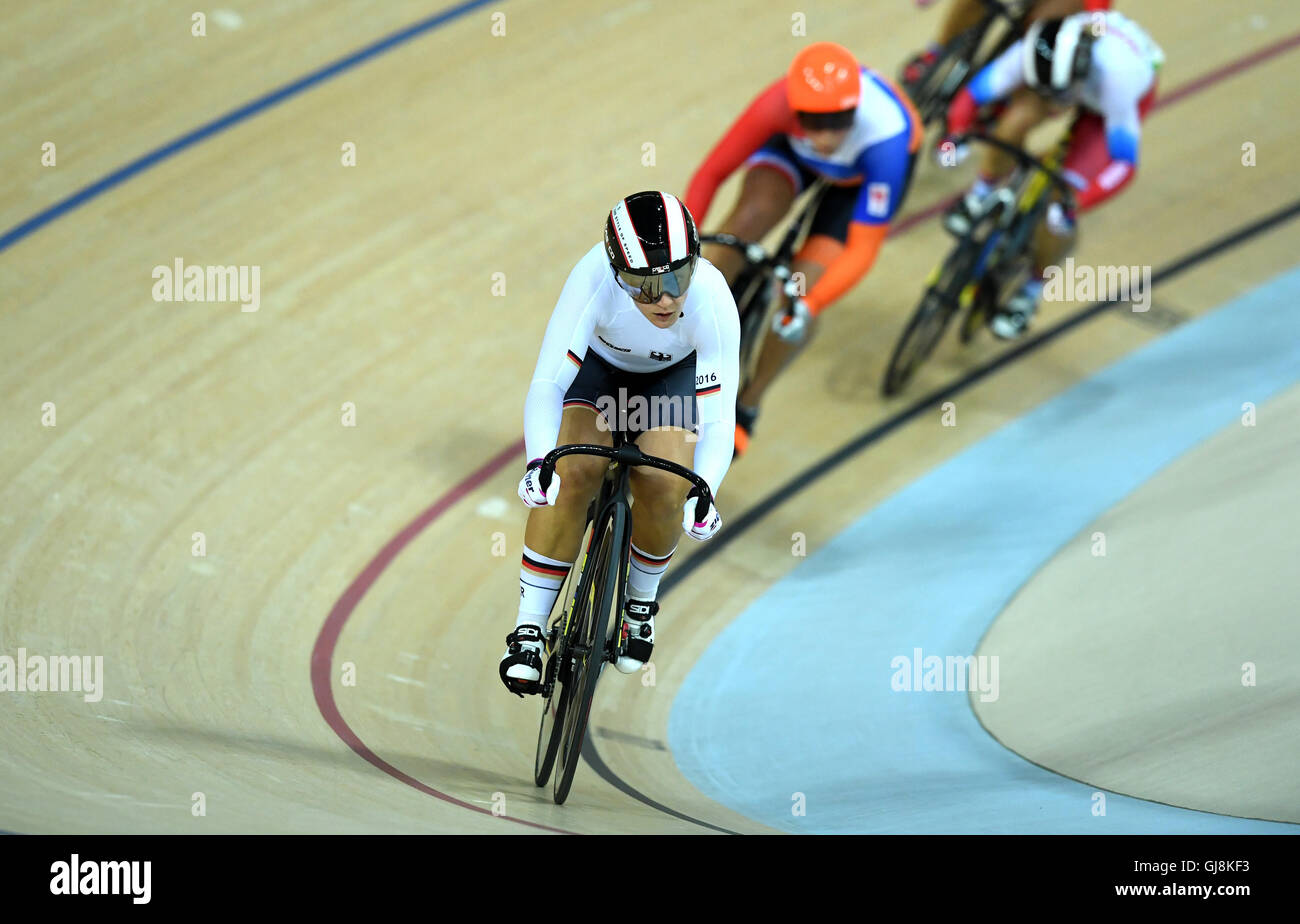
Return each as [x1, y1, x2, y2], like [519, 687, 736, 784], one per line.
[312, 32, 1300, 829]
[1152, 32, 1300, 109]
[310, 438, 580, 833]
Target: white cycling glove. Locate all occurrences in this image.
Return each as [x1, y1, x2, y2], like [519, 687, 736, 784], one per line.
[518, 458, 561, 508]
[773, 297, 813, 343]
[682, 491, 722, 541]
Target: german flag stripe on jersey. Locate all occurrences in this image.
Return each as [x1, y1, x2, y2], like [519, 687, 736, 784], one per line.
[563, 397, 600, 412]
[522, 551, 571, 579]
[565, 349, 583, 369]
[630, 546, 674, 568]
[695, 384, 722, 398]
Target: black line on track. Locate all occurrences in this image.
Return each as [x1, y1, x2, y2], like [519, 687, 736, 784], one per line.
[581, 197, 1300, 834]
[580, 737, 740, 835]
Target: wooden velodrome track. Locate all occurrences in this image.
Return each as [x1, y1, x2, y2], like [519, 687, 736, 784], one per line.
[2, 0, 1298, 834]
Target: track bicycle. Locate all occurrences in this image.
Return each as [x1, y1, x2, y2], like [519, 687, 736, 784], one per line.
[531, 431, 713, 805]
[880, 131, 1076, 396]
[700, 178, 829, 396]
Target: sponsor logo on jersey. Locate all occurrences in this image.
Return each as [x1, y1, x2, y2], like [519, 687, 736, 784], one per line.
[867, 182, 891, 217]
[598, 335, 631, 353]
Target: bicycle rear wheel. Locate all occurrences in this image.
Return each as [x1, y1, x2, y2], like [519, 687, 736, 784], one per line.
[551, 502, 627, 805]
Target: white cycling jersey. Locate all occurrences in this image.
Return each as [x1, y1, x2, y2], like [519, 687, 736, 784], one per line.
[970, 11, 1163, 164]
[523, 243, 740, 496]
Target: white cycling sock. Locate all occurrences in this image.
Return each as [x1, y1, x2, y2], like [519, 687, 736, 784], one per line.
[628, 542, 675, 606]
[518, 545, 572, 629]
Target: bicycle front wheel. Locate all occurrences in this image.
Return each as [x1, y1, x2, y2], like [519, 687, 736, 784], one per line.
[735, 273, 775, 394]
[552, 502, 627, 805]
[882, 242, 978, 396]
[533, 521, 594, 787]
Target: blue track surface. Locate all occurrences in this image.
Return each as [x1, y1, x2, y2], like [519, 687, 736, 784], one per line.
[669, 266, 1300, 833]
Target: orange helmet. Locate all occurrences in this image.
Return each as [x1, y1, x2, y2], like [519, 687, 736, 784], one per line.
[787, 42, 861, 113]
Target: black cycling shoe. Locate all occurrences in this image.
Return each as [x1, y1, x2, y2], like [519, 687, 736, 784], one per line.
[615, 599, 657, 674]
[499, 624, 545, 697]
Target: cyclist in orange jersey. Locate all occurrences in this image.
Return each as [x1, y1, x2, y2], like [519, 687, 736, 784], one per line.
[686, 42, 922, 456]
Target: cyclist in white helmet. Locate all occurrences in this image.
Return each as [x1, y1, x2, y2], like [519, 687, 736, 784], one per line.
[500, 191, 740, 696]
[944, 9, 1163, 338]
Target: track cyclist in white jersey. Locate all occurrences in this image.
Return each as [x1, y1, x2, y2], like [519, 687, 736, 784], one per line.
[499, 191, 741, 696]
[944, 9, 1163, 339]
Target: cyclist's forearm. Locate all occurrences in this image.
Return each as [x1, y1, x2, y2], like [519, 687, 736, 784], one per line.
[523, 380, 567, 464]
[685, 78, 792, 224]
[688, 301, 739, 496]
[803, 223, 886, 314]
[691, 420, 734, 497]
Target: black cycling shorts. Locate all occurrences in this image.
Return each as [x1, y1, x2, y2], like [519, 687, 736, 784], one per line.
[563, 349, 698, 436]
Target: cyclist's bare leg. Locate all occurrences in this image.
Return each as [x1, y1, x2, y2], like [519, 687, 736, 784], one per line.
[627, 427, 696, 557]
[522, 406, 612, 563]
[738, 252, 830, 408]
[992, 190, 1075, 335]
[944, 0, 1088, 44]
[935, 0, 988, 45]
[700, 166, 796, 287]
[978, 89, 1054, 182]
[1027, 0, 1091, 26]
[931, 0, 1089, 61]
[1031, 191, 1077, 275]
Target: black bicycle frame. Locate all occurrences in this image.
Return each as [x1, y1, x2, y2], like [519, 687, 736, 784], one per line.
[702, 178, 830, 314]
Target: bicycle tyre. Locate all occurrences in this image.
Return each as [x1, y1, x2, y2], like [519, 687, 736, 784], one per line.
[552, 501, 627, 805]
[732, 270, 773, 393]
[532, 655, 568, 787]
[737, 286, 773, 391]
[882, 241, 978, 395]
[881, 290, 954, 396]
[533, 525, 591, 787]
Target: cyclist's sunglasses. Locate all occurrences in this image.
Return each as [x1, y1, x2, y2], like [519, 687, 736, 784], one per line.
[796, 108, 856, 132]
[614, 260, 695, 303]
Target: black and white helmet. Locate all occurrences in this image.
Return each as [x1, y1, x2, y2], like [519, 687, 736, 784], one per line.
[1023, 16, 1096, 98]
[604, 191, 700, 301]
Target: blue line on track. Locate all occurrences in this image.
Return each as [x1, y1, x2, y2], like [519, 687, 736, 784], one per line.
[0, 0, 499, 253]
